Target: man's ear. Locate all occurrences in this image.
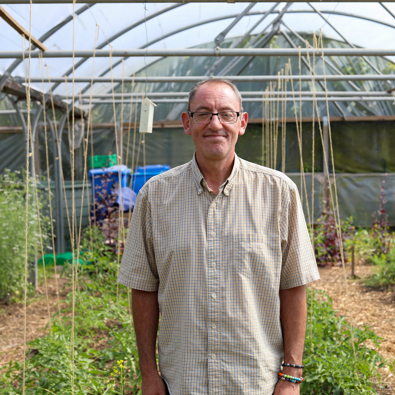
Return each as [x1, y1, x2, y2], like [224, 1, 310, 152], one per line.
[182, 112, 192, 136]
[239, 111, 248, 136]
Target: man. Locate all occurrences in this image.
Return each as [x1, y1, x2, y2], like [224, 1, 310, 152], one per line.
[118, 79, 319, 394]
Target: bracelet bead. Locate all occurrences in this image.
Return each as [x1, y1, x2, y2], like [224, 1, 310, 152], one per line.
[282, 362, 305, 369]
[278, 372, 304, 384]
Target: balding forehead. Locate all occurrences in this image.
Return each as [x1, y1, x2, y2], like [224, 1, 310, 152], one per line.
[188, 79, 243, 111]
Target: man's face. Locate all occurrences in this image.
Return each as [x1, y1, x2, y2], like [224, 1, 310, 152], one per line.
[181, 82, 248, 164]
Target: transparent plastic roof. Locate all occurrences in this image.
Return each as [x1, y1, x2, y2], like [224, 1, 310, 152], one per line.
[1, 2, 395, 120]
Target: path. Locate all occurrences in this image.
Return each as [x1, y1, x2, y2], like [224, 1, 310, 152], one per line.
[0, 269, 69, 367]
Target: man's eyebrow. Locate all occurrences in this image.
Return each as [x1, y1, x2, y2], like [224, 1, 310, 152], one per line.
[191, 106, 236, 112]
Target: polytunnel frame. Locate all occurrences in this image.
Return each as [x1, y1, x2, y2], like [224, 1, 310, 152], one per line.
[1, 1, 395, 259]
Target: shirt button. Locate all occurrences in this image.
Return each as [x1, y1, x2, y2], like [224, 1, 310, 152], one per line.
[212, 323, 217, 329]
[212, 354, 216, 360]
[212, 262, 216, 268]
[212, 203, 216, 208]
[198, 188, 202, 193]
[211, 293, 217, 299]
[212, 232, 216, 237]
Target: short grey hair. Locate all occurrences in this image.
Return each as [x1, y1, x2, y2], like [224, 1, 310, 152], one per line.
[187, 78, 243, 111]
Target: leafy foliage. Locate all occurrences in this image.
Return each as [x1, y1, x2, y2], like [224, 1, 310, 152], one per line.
[303, 289, 391, 395]
[371, 176, 391, 257]
[311, 208, 354, 267]
[0, 169, 50, 301]
[365, 249, 395, 289]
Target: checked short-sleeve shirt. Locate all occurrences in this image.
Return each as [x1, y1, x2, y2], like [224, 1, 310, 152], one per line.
[118, 154, 319, 395]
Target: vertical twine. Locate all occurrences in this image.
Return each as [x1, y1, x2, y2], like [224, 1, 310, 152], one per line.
[317, 29, 358, 372]
[275, 73, 281, 171]
[282, 66, 288, 174]
[21, 5, 33, 390]
[40, 57, 61, 319]
[71, 1, 77, 392]
[262, 92, 265, 166]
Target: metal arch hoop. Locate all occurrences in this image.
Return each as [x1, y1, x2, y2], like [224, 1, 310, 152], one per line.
[0, 4, 94, 91]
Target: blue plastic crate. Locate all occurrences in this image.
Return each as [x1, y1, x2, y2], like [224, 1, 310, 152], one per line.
[88, 165, 131, 203]
[131, 164, 171, 194]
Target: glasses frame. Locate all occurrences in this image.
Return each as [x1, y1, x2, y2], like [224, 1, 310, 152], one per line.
[188, 111, 241, 124]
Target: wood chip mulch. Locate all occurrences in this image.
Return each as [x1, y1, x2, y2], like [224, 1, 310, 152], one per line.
[0, 270, 69, 368]
[309, 262, 395, 395]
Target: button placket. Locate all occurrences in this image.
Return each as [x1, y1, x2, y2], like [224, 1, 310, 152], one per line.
[206, 193, 222, 394]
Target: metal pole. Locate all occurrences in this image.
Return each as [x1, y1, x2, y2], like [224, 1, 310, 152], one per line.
[2, 48, 395, 58]
[214, 2, 257, 46]
[0, 4, 94, 92]
[71, 91, 394, 99]
[81, 96, 395, 104]
[49, 3, 184, 93]
[0, 0, 387, 3]
[208, 2, 280, 75]
[21, 75, 395, 84]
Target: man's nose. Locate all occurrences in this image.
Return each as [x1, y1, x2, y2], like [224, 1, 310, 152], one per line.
[208, 114, 222, 129]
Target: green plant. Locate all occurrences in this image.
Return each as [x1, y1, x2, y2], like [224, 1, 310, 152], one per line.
[371, 176, 391, 257]
[312, 210, 354, 267]
[365, 248, 395, 289]
[303, 288, 391, 394]
[0, 169, 50, 301]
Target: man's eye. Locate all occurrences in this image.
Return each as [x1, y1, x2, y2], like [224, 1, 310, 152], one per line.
[220, 112, 232, 118]
[197, 112, 209, 117]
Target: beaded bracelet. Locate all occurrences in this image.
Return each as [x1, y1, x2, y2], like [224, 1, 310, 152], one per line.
[278, 372, 304, 384]
[282, 362, 305, 369]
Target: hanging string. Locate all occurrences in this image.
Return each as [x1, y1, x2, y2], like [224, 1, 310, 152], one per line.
[70, 1, 77, 392]
[21, 4, 33, 390]
[275, 72, 281, 170]
[39, 56, 61, 319]
[125, 73, 136, 172]
[75, 88, 91, 275]
[32, 53, 51, 325]
[282, 65, 288, 174]
[261, 91, 265, 166]
[306, 39, 316, 252]
[265, 87, 269, 168]
[316, 30, 359, 374]
[108, 44, 123, 300]
[85, 24, 100, 257]
[288, 59, 311, 227]
[128, 81, 139, 225]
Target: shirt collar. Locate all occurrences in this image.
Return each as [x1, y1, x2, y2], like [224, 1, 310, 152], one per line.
[191, 152, 240, 196]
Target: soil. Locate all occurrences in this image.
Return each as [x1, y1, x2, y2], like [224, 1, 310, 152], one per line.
[309, 262, 395, 395]
[0, 262, 394, 394]
[0, 268, 70, 368]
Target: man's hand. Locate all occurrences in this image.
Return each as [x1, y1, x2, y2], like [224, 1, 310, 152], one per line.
[273, 379, 300, 394]
[141, 372, 167, 395]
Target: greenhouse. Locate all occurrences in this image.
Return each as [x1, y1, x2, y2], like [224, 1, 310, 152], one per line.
[0, 1, 395, 394]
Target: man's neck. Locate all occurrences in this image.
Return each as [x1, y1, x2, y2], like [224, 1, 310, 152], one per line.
[195, 152, 235, 195]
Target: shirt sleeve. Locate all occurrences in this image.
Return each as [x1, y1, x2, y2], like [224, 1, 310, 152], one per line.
[118, 185, 159, 291]
[279, 181, 320, 290]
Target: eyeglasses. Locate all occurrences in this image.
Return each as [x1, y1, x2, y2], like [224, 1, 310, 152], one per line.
[188, 111, 241, 124]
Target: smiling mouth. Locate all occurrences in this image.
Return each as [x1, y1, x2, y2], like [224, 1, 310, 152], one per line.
[204, 134, 227, 139]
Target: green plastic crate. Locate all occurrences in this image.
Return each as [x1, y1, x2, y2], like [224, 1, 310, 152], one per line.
[89, 154, 117, 169]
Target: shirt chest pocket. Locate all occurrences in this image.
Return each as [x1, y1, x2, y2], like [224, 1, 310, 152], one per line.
[231, 234, 281, 280]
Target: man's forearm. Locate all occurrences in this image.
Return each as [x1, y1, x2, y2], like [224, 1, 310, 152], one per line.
[132, 288, 160, 378]
[279, 285, 307, 375]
